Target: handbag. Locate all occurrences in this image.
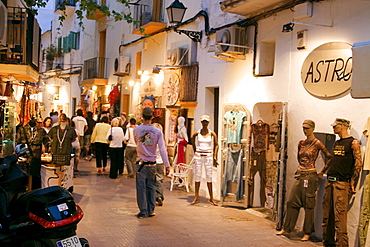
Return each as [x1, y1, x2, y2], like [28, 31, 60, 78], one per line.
[108, 127, 113, 141]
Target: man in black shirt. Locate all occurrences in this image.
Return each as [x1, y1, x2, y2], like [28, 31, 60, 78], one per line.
[319, 118, 362, 247]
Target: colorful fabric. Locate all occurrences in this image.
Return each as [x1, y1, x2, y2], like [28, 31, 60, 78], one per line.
[224, 111, 246, 144]
[177, 139, 188, 164]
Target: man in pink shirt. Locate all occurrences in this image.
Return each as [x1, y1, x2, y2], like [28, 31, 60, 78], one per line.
[134, 107, 170, 218]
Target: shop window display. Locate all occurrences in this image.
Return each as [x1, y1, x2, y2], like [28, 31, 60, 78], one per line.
[0, 100, 16, 157]
[250, 103, 287, 216]
[220, 103, 250, 207]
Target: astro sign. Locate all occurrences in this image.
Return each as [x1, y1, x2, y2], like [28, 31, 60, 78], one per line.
[301, 42, 352, 97]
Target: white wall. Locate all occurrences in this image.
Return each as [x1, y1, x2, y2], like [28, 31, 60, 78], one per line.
[196, 0, 370, 245]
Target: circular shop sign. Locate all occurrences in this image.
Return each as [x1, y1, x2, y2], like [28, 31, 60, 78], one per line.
[301, 42, 352, 97]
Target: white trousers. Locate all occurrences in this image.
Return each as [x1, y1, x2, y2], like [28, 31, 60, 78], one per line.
[193, 153, 213, 182]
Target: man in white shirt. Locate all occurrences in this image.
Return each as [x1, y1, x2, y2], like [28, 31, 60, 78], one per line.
[72, 109, 87, 155]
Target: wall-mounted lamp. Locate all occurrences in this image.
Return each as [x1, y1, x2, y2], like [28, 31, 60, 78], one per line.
[129, 80, 135, 87]
[166, 0, 186, 24]
[282, 21, 332, 32]
[152, 67, 161, 74]
[166, 0, 210, 43]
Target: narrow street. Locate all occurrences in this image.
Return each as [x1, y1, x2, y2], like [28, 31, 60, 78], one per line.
[72, 159, 323, 247]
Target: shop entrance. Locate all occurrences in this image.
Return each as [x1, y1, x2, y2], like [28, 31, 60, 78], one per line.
[220, 102, 288, 228]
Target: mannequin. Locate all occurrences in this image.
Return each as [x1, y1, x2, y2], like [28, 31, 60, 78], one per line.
[16, 117, 47, 189]
[276, 120, 332, 241]
[191, 115, 219, 206]
[174, 116, 188, 165]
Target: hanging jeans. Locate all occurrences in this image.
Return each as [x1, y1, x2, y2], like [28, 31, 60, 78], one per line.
[248, 150, 266, 207]
[221, 148, 244, 201]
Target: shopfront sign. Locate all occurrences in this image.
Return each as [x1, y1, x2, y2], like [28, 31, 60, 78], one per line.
[140, 77, 162, 96]
[301, 42, 352, 97]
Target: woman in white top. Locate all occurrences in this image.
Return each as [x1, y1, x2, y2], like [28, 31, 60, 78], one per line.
[190, 115, 219, 206]
[106, 118, 125, 179]
[124, 118, 137, 178]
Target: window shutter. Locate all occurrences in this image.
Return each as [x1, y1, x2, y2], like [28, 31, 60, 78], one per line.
[58, 37, 62, 53]
[63, 36, 68, 53]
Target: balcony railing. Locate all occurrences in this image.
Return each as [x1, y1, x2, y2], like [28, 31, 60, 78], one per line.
[131, 1, 166, 35]
[55, 0, 76, 12]
[0, 7, 40, 72]
[132, 3, 150, 30]
[83, 57, 107, 80]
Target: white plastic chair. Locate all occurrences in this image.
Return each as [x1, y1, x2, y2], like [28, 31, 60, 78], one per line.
[170, 163, 191, 193]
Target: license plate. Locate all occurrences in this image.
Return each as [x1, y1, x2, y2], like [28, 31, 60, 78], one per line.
[56, 235, 82, 247]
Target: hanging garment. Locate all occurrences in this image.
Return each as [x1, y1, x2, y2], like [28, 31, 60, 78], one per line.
[248, 149, 267, 207]
[267, 123, 280, 161]
[224, 110, 246, 144]
[221, 147, 244, 201]
[251, 121, 270, 153]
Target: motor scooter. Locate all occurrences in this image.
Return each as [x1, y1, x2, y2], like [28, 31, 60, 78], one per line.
[0, 144, 89, 247]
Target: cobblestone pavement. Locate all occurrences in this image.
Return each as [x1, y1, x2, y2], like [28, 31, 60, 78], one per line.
[73, 158, 323, 247]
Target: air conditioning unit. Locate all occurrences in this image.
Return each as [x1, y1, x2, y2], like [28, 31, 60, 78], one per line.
[114, 56, 130, 76]
[0, 1, 7, 47]
[140, 12, 151, 25]
[167, 47, 188, 66]
[215, 26, 247, 56]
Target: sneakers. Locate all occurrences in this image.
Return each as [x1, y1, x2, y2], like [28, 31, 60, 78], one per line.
[135, 214, 146, 219]
[157, 197, 163, 206]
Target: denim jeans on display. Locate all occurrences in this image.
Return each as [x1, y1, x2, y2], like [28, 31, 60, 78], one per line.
[136, 165, 157, 217]
[221, 147, 244, 201]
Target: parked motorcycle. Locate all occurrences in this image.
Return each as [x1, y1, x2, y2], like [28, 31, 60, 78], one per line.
[0, 144, 89, 247]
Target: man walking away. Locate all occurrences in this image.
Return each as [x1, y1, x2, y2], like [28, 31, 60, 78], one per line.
[133, 107, 170, 218]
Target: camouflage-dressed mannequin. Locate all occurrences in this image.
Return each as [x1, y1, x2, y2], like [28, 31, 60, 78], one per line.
[16, 118, 48, 189]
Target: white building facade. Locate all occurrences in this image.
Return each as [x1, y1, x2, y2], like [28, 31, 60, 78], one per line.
[37, 0, 370, 245]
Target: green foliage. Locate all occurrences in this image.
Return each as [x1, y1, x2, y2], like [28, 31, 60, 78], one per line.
[26, 0, 135, 28]
[45, 44, 58, 60]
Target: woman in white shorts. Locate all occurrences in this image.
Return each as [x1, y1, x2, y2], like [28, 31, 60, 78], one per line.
[190, 115, 219, 206]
